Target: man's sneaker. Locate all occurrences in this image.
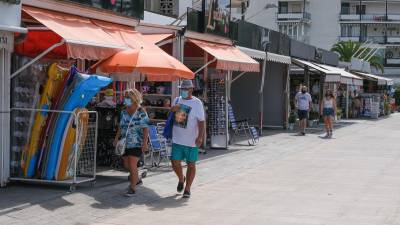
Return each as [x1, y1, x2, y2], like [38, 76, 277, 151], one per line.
[177, 177, 186, 193]
[124, 188, 136, 197]
[182, 190, 191, 199]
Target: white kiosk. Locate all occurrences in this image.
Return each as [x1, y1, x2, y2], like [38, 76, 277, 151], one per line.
[0, 1, 26, 187]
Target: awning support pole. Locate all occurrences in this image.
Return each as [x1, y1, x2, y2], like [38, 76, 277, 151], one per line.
[346, 84, 349, 119]
[231, 71, 247, 83]
[194, 58, 217, 75]
[259, 58, 267, 134]
[10, 39, 66, 79]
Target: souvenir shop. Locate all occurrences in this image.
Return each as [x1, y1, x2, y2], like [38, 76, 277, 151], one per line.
[92, 24, 186, 169]
[290, 58, 332, 121]
[8, 4, 125, 187]
[182, 31, 260, 149]
[5, 2, 193, 189]
[352, 71, 394, 118]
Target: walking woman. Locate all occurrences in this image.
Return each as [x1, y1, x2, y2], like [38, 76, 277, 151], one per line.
[320, 90, 337, 138]
[114, 89, 149, 197]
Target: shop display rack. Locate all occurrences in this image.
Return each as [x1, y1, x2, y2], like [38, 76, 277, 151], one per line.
[207, 78, 228, 149]
[141, 82, 172, 123]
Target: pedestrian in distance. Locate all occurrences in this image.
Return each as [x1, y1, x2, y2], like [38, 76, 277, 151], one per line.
[295, 85, 312, 136]
[320, 90, 337, 138]
[113, 89, 149, 197]
[170, 80, 205, 199]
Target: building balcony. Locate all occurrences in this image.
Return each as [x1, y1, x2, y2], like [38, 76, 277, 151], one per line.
[339, 36, 359, 42]
[340, 14, 386, 22]
[387, 36, 400, 44]
[386, 58, 400, 65]
[340, 14, 360, 21]
[360, 36, 386, 44]
[277, 12, 311, 23]
[387, 14, 400, 21]
[289, 35, 310, 43]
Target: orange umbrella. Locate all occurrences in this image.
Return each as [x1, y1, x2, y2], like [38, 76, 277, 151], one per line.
[88, 21, 193, 81]
[92, 47, 194, 81]
[93, 47, 194, 81]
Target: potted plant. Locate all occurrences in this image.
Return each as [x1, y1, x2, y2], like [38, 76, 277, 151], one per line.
[336, 108, 342, 120]
[288, 113, 296, 130]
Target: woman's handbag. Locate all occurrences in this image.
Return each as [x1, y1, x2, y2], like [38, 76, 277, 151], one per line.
[115, 114, 135, 156]
[163, 98, 180, 139]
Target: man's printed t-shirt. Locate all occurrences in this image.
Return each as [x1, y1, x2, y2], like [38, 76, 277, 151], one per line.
[172, 97, 205, 147]
[295, 92, 312, 111]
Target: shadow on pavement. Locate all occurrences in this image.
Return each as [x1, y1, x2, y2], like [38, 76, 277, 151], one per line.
[0, 118, 365, 217]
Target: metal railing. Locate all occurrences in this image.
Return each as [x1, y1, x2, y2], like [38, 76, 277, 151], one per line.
[360, 35, 386, 44]
[277, 12, 311, 21]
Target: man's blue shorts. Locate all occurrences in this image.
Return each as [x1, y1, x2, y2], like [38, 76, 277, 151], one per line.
[171, 143, 199, 163]
[298, 110, 308, 120]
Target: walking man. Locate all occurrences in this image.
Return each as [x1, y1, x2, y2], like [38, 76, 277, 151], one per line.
[295, 85, 312, 135]
[170, 80, 205, 198]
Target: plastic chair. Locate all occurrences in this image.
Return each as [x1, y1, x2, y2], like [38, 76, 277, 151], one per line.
[147, 125, 170, 168]
[228, 104, 259, 146]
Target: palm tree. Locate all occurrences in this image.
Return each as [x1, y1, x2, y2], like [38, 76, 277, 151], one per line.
[331, 41, 384, 73]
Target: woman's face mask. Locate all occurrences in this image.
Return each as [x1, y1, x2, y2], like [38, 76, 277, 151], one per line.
[180, 90, 190, 98]
[124, 98, 132, 107]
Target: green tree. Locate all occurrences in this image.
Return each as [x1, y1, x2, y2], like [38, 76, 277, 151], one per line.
[331, 41, 384, 73]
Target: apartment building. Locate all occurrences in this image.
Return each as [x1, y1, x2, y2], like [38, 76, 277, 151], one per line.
[232, 0, 400, 81]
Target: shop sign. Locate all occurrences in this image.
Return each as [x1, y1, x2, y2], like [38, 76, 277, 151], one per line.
[204, 0, 231, 37]
[0, 31, 12, 51]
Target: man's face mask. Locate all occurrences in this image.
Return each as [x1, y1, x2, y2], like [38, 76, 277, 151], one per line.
[180, 90, 189, 98]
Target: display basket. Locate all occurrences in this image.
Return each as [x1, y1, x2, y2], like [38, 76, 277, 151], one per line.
[9, 108, 98, 191]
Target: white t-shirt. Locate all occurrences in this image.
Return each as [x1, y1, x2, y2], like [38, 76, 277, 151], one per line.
[295, 92, 312, 110]
[172, 97, 205, 147]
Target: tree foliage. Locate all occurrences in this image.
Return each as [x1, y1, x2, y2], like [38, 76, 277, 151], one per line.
[331, 41, 384, 73]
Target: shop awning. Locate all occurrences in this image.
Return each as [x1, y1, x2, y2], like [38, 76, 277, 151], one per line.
[237, 46, 266, 60]
[237, 46, 292, 65]
[20, 6, 126, 60]
[267, 52, 291, 64]
[352, 71, 394, 86]
[143, 33, 174, 45]
[316, 64, 364, 86]
[188, 38, 260, 72]
[292, 58, 341, 82]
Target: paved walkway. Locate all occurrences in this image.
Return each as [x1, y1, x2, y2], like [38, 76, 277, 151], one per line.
[1, 115, 400, 225]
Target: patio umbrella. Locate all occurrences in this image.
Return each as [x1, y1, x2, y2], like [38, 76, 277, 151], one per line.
[92, 47, 194, 82]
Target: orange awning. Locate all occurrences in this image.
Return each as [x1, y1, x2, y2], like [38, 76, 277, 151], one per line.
[188, 38, 260, 72]
[21, 6, 126, 60]
[91, 21, 193, 81]
[143, 33, 174, 45]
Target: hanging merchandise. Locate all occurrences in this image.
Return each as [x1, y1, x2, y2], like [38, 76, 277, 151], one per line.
[207, 70, 228, 149]
[10, 58, 45, 177]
